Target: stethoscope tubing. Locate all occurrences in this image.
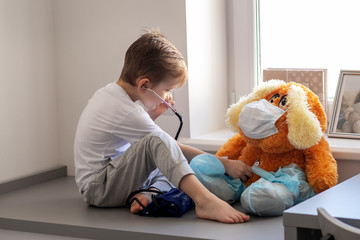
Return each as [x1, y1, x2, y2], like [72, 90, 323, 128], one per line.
[145, 88, 183, 140]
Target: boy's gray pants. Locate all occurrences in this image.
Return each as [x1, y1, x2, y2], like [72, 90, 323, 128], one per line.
[82, 131, 194, 207]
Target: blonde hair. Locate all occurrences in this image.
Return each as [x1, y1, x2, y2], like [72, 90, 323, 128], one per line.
[120, 29, 187, 87]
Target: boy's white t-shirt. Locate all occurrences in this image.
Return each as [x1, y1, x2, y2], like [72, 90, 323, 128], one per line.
[74, 82, 162, 192]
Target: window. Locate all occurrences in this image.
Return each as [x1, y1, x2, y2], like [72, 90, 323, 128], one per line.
[258, 0, 360, 98]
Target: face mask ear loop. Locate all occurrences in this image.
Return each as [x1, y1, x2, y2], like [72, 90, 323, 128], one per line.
[276, 107, 290, 130]
[145, 88, 183, 140]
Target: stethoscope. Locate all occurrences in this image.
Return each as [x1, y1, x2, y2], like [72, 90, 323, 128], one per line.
[145, 88, 183, 140]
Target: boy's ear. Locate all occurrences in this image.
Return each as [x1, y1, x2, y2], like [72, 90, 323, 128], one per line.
[138, 78, 150, 92]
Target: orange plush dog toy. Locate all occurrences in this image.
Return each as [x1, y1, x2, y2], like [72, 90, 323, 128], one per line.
[217, 79, 338, 215]
[190, 79, 338, 216]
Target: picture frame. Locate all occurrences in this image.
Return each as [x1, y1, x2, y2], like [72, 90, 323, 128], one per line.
[263, 68, 327, 112]
[328, 70, 360, 139]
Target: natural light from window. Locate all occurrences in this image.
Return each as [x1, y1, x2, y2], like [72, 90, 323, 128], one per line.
[259, 0, 360, 98]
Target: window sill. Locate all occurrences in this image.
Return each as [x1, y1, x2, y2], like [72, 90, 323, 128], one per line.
[179, 129, 360, 161]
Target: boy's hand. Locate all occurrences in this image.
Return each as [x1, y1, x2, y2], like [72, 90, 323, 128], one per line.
[217, 157, 253, 182]
[147, 94, 174, 120]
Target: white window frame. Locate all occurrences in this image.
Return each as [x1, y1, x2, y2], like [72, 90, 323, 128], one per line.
[180, 0, 256, 149]
[228, 0, 257, 104]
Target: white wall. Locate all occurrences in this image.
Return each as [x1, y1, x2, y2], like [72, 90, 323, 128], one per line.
[54, 0, 189, 176]
[0, 0, 60, 182]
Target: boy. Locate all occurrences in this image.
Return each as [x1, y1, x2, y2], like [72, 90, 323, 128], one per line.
[74, 30, 252, 223]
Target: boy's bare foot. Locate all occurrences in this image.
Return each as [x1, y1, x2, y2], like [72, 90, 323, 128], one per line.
[179, 174, 250, 224]
[195, 194, 250, 223]
[128, 188, 159, 214]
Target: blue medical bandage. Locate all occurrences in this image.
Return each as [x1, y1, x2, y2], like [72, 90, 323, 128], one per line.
[190, 154, 246, 203]
[241, 163, 316, 216]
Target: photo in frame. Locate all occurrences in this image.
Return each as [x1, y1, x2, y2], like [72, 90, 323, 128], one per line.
[328, 70, 360, 139]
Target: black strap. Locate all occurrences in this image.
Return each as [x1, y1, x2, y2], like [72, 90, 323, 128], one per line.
[125, 189, 163, 208]
[321, 233, 335, 240]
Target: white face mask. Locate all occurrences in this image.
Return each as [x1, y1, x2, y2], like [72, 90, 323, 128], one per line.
[238, 99, 285, 139]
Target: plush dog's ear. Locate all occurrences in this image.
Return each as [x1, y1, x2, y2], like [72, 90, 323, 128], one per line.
[226, 79, 286, 132]
[286, 84, 323, 149]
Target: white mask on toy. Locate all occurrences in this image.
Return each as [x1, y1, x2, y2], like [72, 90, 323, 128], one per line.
[238, 99, 286, 139]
